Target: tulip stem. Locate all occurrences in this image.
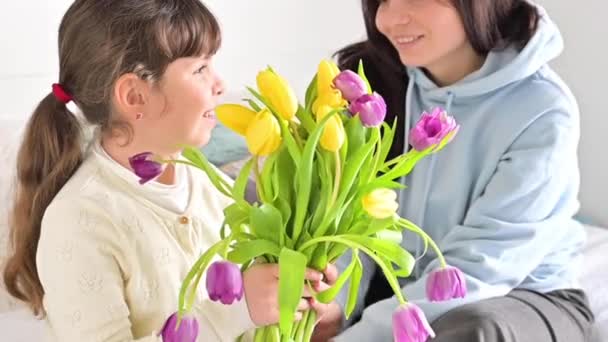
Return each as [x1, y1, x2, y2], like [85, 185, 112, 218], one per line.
[302, 310, 317, 342]
[369, 126, 382, 182]
[290, 121, 304, 148]
[253, 156, 266, 203]
[253, 327, 266, 342]
[397, 218, 447, 268]
[294, 309, 309, 341]
[329, 150, 341, 208]
[380, 150, 415, 172]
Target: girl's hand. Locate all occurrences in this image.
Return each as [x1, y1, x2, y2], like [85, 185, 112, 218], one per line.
[243, 264, 324, 326]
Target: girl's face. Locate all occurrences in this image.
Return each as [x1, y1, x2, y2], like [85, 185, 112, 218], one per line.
[139, 55, 224, 157]
[375, 0, 478, 82]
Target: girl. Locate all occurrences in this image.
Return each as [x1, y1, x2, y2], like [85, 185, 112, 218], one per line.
[2, 1, 332, 341]
[315, 0, 596, 341]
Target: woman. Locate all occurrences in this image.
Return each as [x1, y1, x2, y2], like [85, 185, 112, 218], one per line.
[314, 1, 596, 341]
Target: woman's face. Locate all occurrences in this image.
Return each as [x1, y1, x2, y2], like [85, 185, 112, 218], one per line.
[376, 0, 476, 80]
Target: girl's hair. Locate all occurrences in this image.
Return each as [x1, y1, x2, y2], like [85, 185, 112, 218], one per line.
[335, 0, 540, 159]
[3, 0, 221, 316]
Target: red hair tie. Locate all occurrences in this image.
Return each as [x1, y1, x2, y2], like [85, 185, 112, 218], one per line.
[52, 83, 73, 104]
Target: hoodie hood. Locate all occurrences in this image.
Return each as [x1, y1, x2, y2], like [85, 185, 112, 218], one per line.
[407, 6, 563, 102]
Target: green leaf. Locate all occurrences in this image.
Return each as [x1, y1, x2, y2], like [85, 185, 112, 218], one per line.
[249, 203, 283, 245]
[276, 147, 296, 203]
[304, 75, 318, 107]
[359, 217, 395, 236]
[378, 120, 397, 166]
[357, 59, 373, 94]
[359, 126, 382, 184]
[278, 117, 302, 165]
[298, 230, 316, 259]
[344, 115, 366, 160]
[244, 98, 262, 112]
[304, 74, 318, 114]
[261, 154, 278, 201]
[223, 203, 250, 233]
[292, 111, 338, 242]
[296, 105, 316, 134]
[232, 158, 255, 203]
[279, 248, 308, 336]
[181, 147, 232, 197]
[309, 151, 332, 232]
[356, 179, 405, 199]
[316, 250, 357, 304]
[273, 198, 291, 247]
[179, 239, 228, 315]
[247, 86, 270, 109]
[327, 243, 349, 262]
[376, 229, 403, 244]
[314, 129, 378, 237]
[377, 150, 425, 182]
[227, 239, 281, 264]
[344, 235, 414, 278]
[310, 243, 328, 272]
[345, 250, 363, 319]
[336, 203, 356, 235]
[342, 220, 367, 236]
[297, 235, 406, 304]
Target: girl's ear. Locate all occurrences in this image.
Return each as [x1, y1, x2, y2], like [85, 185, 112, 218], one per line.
[113, 73, 150, 122]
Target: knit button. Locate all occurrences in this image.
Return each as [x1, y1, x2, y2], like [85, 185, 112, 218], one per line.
[179, 216, 189, 224]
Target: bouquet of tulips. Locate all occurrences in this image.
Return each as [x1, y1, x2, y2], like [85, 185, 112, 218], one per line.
[130, 60, 465, 342]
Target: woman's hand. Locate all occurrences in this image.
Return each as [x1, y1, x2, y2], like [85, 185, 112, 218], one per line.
[311, 264, 344, 342]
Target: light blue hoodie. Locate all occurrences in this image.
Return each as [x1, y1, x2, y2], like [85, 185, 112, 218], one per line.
[336, 8, 585, 341]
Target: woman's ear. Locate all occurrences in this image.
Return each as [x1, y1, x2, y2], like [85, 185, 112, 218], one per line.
[113, 73, 149, 121]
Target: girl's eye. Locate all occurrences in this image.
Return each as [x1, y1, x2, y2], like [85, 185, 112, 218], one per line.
[194, 65, 207, 74]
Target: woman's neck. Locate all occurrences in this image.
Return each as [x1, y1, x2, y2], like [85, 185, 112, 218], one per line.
[424, 43, 486, 87]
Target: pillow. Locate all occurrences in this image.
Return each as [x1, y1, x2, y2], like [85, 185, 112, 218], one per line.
[201, 123, 250, 167]
[201, 91, 251, 167]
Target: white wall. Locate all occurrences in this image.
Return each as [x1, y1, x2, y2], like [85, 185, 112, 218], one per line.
[0, 1, 606, 225]
[205, 0, 365, 98]
[535, 1, 608, 225]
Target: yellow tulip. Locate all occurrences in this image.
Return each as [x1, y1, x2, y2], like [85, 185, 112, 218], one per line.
[362, 189, 399, 219]
[317, 60, 341, 93]
[215, 104, 257, 136]
[256, 68, 298, 121]
[312, 89, 347, 116]
[316, 105, 345, 152]
[245, 109, 282, 156]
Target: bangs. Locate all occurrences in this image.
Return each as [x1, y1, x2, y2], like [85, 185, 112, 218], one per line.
[153, 1, 222, 61]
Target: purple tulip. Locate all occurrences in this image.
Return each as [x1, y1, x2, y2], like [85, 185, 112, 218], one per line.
[348, 92, 387, 127]
[393, 303, 435, 342]
[160, 312, 199, 342]
[128, 152, 163, 184]
[333, 70, 368, 102]
[426, 266, 467, 302]
[409, 108, 459, 152]
[206, 261, 244, 305]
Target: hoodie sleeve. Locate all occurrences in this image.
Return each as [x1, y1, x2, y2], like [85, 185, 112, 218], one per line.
[335, 109, 582, 341]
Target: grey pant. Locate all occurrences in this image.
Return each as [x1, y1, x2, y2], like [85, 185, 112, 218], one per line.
[431, 289, 595, 342]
